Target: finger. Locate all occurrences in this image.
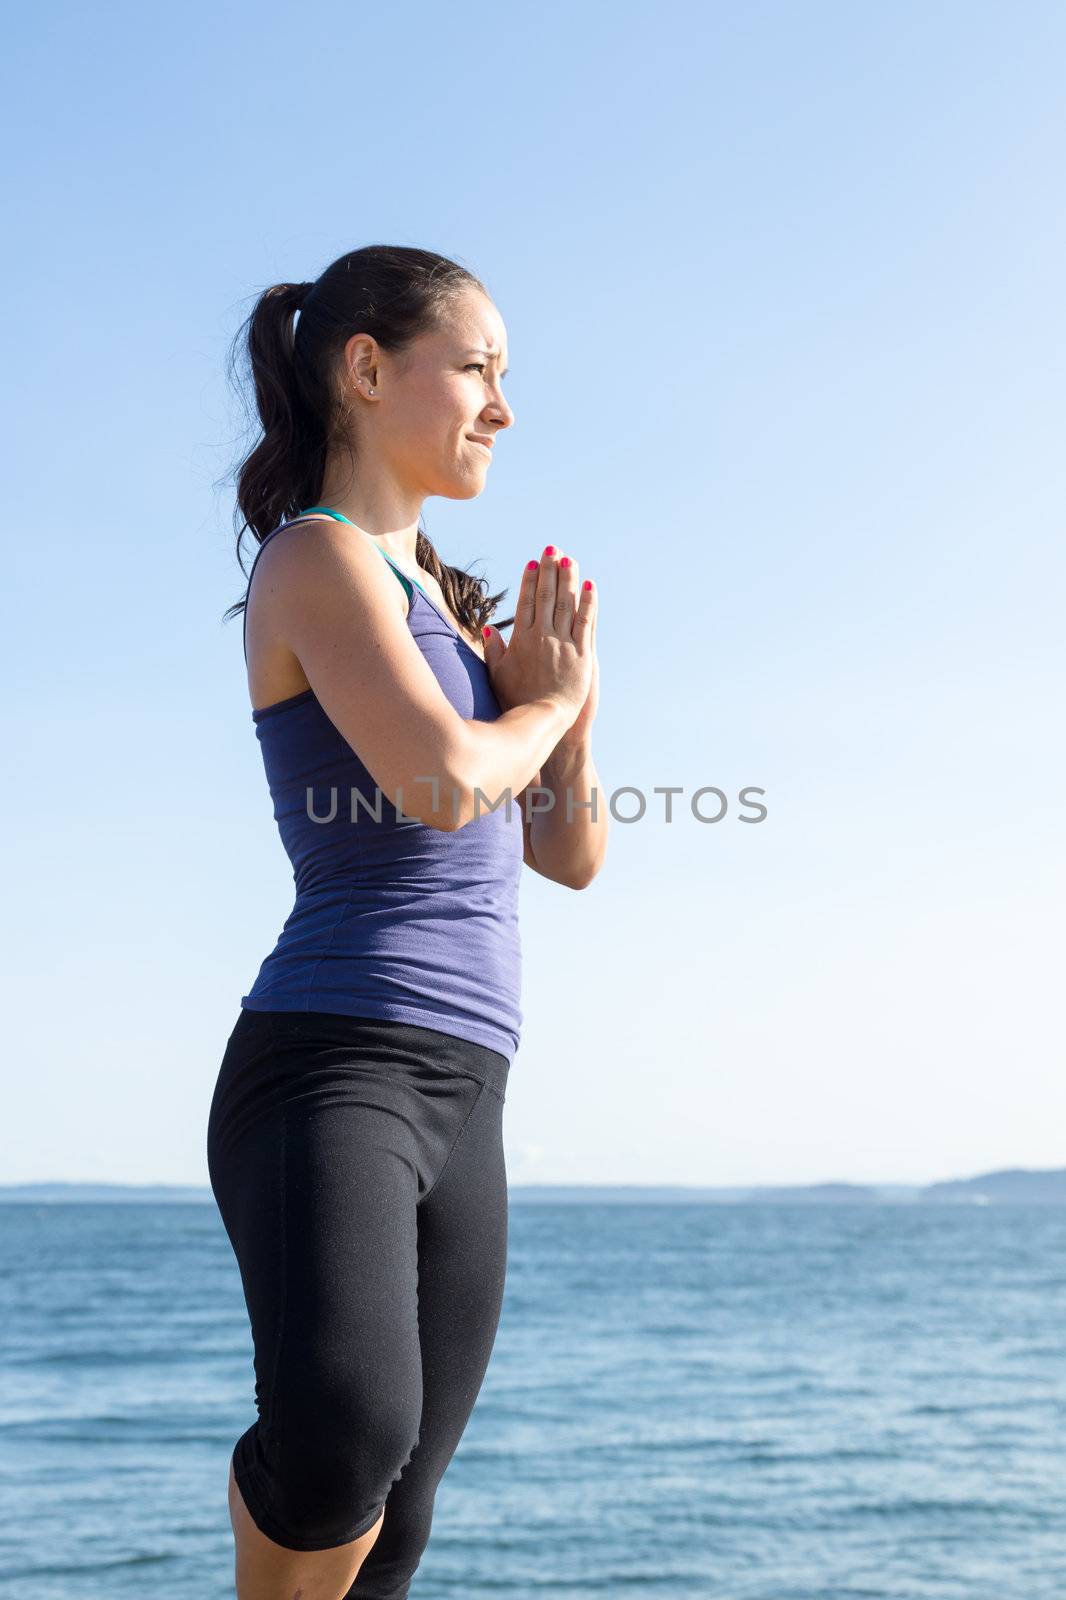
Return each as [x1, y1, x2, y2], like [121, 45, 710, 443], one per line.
[574, 575, 595, 640]
[483, 623, 506, 664]
[536, 544, 560, 634]
[555, 552, 579, 636]
[517, 557, 540, 632]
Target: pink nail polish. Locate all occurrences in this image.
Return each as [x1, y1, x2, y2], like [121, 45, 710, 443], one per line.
[583, 580, 592, 590]
[560, 556, 570, 567]
[526, 559, 538, 570]
[544, 545, 556, 557]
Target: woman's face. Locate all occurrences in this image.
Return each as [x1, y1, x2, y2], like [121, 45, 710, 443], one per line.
[344, 285, 514, 502]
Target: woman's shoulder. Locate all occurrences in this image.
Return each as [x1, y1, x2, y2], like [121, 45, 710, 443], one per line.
[246, 518, 409, 711]
[251, 517, 409, 616]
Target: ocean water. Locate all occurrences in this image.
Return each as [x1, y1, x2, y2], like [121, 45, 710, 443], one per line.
[1, 1199, 1065, 1598]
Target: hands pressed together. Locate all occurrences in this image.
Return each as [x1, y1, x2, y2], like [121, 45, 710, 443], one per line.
[481, 544, 599, 748]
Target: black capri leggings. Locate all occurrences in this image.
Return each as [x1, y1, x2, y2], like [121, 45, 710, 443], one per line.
[206, 1007, 510, 1592]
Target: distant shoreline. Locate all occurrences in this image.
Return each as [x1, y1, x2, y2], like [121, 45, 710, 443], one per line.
[2, 1169, 1066, 1205]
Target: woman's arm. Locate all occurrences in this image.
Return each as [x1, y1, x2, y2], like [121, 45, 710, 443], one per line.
[446, 697, 578, 829]
[508, 595, 604, 887]
[516, 736, 608, 890]
[451, 558, 596, 829]
[260, 521, 579, 832]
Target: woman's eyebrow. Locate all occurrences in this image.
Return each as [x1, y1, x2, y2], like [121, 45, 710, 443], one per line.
[466, 347, 510, 378]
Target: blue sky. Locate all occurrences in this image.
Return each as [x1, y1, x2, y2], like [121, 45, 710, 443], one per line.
[3, 1, 1063, 1186]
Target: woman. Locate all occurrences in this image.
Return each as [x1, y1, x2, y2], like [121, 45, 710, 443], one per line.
[207, 244, 607, 1600]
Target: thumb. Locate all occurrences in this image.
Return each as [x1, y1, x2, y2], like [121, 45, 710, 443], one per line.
[481, 623, 506, 667]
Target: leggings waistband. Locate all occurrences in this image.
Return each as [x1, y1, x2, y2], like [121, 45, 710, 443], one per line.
[230, 1007, 510, 1101]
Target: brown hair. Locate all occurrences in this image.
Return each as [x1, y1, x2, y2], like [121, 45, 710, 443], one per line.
[221, 244, 513, 637]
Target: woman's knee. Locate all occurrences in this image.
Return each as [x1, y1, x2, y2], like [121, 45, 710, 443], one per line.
[248, 1368, 422, 1549]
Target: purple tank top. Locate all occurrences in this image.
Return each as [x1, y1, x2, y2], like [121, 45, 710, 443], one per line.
[239, 514, 524, 1062]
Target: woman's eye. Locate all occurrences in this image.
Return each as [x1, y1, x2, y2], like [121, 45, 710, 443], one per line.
[465, 363, 487, 373]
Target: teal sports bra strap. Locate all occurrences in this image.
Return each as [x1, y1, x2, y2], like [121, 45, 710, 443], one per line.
[299, 504, 426, 601]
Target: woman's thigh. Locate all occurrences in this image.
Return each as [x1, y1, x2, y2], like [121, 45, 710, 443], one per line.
[206, 1008, 497, 1552]
[350, 1053, 510, 1595]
